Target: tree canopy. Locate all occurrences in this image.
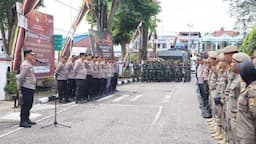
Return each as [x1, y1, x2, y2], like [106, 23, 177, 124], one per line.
[0, 0, 22, 54]
[225, 0, 256, 30]
[111, 0, 160, 59]
[240, 27, 256, 56]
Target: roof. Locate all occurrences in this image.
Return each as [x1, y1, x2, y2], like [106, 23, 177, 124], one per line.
[211, 30, 238, 37]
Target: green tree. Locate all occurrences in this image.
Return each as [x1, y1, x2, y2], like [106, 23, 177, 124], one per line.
[0, 0, 22, 55]
[225, 0, 256, 30]
[111, 0, 141, 58]
[111, 0, 160, 60]
[87, 0, 118, 32]
[240, 27, 256, 56]
[0, 0, 43, 55]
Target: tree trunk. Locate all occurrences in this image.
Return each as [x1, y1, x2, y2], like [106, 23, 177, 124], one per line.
[140, 26, 148, 61]
[102, 5, 108, 31]
[121, 39, 126, 60]
[152, 32, 157, 58]
[107, 0, 118, 31]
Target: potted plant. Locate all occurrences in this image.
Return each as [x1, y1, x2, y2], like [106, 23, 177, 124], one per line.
[4, 72, 18, 101]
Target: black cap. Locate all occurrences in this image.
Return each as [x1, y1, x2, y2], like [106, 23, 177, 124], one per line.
[79, 53, 85, 57]
[24, 49, 35, 57]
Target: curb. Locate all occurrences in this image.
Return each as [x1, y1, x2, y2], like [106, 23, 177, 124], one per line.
[38, 78, 141, 104]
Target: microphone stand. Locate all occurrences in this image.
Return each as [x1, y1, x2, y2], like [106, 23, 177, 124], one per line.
[41, 75, 71, 128]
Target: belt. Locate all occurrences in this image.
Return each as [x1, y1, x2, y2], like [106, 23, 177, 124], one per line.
[230, 111, 237, 119]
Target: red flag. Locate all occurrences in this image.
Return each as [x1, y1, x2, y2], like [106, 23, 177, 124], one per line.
[13, 0, 41, 72]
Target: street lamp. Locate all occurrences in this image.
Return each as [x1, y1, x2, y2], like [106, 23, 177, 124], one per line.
[187, 24, 193, 50]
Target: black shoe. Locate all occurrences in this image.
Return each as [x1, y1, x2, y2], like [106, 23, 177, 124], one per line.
[27, 120, 36, 125]
[65, 100, 71, 103]
[19, 121, 32, 128]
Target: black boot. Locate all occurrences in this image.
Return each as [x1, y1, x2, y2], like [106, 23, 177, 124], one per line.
[20, 121, 32, 128]
[27, 119, 36, 125]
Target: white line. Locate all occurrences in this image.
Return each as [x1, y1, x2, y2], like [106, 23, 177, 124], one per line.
[161, 90, 175, 104]
[0, 103, 77, 139]
[0, 127, 23, 138]
[112, 94, 130, 102]
[96, 94, 115, 102]
[130, 94, 143, 102]
[152, 106, 163, 125]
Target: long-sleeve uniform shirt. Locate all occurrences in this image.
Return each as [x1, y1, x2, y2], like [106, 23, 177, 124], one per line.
[73, 59, 87, 80]
[55, 62, 68, 80]
[18, 60, 36, 90]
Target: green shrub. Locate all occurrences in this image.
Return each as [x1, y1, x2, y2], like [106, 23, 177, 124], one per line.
[240, 27, 256, 56]
[4, 72, 18, 94]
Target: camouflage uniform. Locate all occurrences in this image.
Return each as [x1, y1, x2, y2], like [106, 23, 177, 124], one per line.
[237, 81, 256, 144]
[214, 69, 228, 140]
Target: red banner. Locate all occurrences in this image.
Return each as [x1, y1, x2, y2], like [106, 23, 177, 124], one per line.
[24, 10, 54, 78]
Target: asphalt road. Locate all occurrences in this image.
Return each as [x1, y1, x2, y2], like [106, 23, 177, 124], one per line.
[0, 80, 215, 144]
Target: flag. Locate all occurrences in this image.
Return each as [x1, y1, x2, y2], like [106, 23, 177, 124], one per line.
[12, 0, 41, 72]
[61, 0, 90, 57]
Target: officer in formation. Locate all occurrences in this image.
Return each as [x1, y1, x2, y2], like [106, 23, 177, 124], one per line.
[55, 53, 119, 104]
[142, 60, 190, 82]
[198, 45, 256, 144]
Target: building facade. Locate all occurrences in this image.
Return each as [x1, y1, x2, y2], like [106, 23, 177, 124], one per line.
[200, 29, 243, 52]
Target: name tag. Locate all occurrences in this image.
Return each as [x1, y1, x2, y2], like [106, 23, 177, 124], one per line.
[248, 97, 255, 107]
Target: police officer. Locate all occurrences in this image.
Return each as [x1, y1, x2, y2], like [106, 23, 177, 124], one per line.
[221, 45, 238, 144]
[212, 52, 228, 142]
[112, 57, 119, 92]
[67, 55, 78, 101]
[236, 61, 256, 144]
[55, 56, 69, 103]
[18, 49, 37, 128]
[229, 52, 251, 144]
[85, 54, 93, 100]
[91, 56, 98, 99]
[207, 51, 219, 133]
[74, 53, 87, 104]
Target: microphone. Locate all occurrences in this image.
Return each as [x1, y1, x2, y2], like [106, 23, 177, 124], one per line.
[35, 59, 47, 64]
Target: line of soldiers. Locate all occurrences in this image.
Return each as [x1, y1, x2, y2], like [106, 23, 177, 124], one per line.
[196, 45, 256, 144]
[141, 61, 191, 82]
[55, 53, 119, 104]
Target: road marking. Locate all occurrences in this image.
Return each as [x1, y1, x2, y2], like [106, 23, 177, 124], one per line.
[96, 94, 115, 102]
[152, 106, 163, 125]
[0, 103, 77, 139]
[0, 127, 23, 139]
[130, 94, 143, 102]
[161, 90, 175, 104]
[112, 94, 130, 102]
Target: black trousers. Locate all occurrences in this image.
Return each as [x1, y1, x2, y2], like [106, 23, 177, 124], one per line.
[86, 75, 92, 99]
[58, 80, 68, 101]
[67, 79, 76, 99]
[95, 78, 101, 96]
[113, 73, 118, 91]
[91, 78, 97, 97]
[20, 87, 35, 122]
[99, 78, 107, 96]
[198, 81, 211, 114]
[75, 79, 86, 102]
[110, 76, 114, 92]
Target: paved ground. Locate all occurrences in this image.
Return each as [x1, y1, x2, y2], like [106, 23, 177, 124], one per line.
[0, 79, 216, 144]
